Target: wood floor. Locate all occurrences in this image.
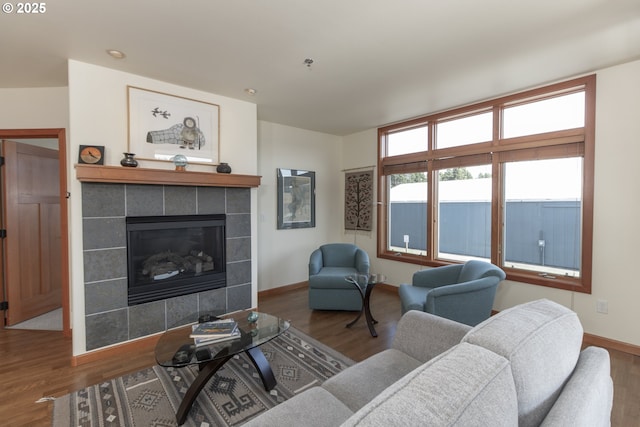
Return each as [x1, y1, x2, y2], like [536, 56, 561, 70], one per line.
[1, 285, 638, 426]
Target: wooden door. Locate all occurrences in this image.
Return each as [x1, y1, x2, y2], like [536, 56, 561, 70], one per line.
[1, 140, 62, 325]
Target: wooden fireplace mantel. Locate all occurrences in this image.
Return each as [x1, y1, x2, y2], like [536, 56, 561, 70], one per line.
[75, 164, 261, 188]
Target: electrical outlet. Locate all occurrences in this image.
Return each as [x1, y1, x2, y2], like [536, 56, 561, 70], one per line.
[596, 299, 608, 314]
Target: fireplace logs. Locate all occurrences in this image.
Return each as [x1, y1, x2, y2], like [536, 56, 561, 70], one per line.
[142, 250, 214, 280]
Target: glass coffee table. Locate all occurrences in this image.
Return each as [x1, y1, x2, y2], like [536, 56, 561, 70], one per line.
[155, 310, 290, 425]
[344, 273, 386, 337]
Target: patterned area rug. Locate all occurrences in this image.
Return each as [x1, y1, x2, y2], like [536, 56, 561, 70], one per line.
[53, 327, 353, 426]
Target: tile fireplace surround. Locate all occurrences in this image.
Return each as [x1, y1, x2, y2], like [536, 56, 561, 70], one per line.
[79, 167, 257, 351]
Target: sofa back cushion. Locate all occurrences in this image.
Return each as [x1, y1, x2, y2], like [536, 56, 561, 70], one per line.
[320, 243, 359, 268]
[342, 342, 518, 426]
[462, 299, 583, 427]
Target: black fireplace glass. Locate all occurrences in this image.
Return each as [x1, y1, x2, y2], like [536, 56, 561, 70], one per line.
[126, 214, 226, 305]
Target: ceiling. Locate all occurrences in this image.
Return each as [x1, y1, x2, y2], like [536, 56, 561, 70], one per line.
[2, 0, 640, 136]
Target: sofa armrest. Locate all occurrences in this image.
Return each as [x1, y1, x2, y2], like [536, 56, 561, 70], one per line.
[427, 276, 498, 297]
[391, 310, 472, 363]
[540, 346, 613, 427]
[425, 277, 500, 326]
[412, 264, 463, 288]
[355, 249, 370, 274]
[242, 386, 353, 427]
[309, 249, 323, 276]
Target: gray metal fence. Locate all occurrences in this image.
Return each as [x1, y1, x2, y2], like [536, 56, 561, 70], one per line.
[390, 201, 580, 270]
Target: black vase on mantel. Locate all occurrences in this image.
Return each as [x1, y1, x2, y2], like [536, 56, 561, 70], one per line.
[120, 152, 138, 167]
[216, 162, 231, 173]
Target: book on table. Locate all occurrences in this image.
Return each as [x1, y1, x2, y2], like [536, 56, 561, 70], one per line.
[193, 330, 241, 346]
[190, 319, 239, 339]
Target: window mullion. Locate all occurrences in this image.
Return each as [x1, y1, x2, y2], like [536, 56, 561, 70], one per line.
[492, 157, 503, 266]
[427, 161, 436, 261]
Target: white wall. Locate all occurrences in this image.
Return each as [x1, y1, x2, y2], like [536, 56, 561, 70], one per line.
[341, 59, 640, 348]
[571, 59, 640, 345]
[0, 87, 68, 152]
[0, 87, 69, 129]
[67, 60, 258, 355]
[256, 121, 343, 291]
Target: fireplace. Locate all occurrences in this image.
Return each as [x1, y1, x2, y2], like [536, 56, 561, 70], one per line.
[126, 214, 226, 305]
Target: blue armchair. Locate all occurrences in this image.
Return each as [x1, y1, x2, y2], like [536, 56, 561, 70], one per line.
[308, 243, 370, 311]
[398, 260, 506, 326]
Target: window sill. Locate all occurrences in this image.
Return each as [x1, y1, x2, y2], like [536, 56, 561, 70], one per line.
[378, 251, 591, 293]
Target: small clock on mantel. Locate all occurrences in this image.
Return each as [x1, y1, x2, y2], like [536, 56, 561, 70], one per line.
[78, 145, 104, 165]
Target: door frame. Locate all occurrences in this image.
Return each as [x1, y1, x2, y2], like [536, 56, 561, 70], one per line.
[0, 128, 70, 338]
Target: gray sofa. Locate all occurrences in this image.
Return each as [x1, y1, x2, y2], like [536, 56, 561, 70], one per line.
[244, 299, 613, 426]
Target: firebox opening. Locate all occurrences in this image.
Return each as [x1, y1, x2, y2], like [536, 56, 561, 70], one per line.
[126, 214, 226, 305]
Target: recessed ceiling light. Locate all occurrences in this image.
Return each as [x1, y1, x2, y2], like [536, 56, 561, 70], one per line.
[245, 88, 257, 95]
[106, 49, 126, 59]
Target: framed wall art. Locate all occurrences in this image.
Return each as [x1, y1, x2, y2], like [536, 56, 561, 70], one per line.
[127, 86, 220, 165]
[277, 168, 316, 229]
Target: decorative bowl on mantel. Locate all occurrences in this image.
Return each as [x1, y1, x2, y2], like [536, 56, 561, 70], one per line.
[216, 162, 232, 173]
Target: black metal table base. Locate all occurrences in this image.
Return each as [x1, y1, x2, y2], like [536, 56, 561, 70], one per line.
[345, 278, 379, 337]
[176, 346, 277, 425]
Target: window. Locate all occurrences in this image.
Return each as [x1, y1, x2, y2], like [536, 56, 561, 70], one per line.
[503, 157, 583, 278]
[436, 162, 492, 263]
[502, 91, 585, 138]
[436, 111, 493, 149]
[387, 126, 428, 156]
[377, 75, 595, 293]
[388, 172, 428, 255]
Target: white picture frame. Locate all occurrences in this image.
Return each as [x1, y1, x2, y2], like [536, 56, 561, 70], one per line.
[128, 86, 220, 165]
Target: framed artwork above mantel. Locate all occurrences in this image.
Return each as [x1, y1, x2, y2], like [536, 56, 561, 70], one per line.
[127, 86, 220, 166]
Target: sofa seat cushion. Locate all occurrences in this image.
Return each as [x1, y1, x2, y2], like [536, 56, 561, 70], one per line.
[342, 342, 518, 426]
[309, 267, 359, 289]
[242, 386, 353, 427]
[462, 299, 583, 427]
[322, 348, 423, 412]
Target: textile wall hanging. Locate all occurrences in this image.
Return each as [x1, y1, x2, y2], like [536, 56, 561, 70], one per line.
[344, 170, 373, 231]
